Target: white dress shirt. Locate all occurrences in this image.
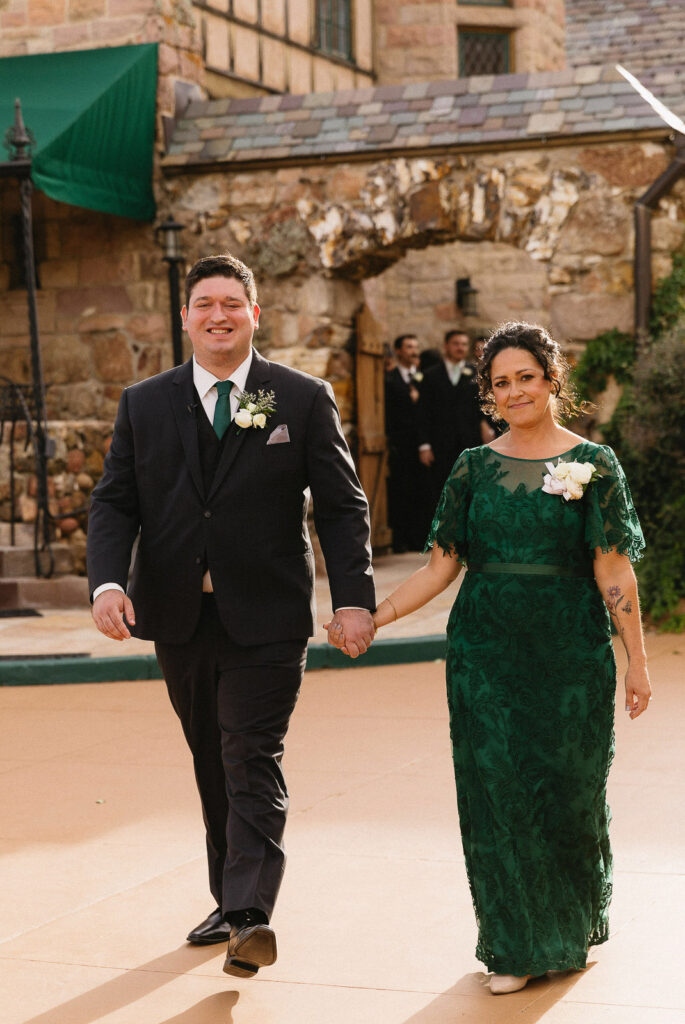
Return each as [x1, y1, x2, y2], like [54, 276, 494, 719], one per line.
[444, 358, 466, 386]
[396, 364, 416, 385]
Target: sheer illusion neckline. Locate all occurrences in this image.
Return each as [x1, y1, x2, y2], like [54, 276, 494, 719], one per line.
[485, 442, 585, 463]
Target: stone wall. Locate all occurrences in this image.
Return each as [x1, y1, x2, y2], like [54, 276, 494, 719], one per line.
[0, 0, 205, 123]
[375, 0, 567, 84]
[0, 419, 111, 571]
[2, 137, 684, 558]
[162, 139, 682, 345]
[0, 188, 176, 423]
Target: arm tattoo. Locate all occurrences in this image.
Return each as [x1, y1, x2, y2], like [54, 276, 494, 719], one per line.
[605, 585, 632, 659]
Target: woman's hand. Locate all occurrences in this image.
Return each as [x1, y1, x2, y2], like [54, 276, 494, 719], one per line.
[624, 662, 652, 720]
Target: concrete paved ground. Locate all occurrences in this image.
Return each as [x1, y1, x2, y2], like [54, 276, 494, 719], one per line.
[0, 624, 683, 1023]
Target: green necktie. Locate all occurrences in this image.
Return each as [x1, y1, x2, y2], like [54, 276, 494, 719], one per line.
[212, 380, 234, 439]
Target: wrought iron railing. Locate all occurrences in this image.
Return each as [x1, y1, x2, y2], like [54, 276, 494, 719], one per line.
[0, 379, 54, 576]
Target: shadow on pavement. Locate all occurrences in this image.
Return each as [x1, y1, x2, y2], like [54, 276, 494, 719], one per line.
[19, 945, 232, 1024]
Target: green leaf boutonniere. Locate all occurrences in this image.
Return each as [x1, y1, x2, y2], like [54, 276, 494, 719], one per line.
[234, 389, 277, 432]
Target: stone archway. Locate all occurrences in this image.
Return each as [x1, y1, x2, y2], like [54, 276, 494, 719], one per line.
[165, 140, 673, 372]
[161, 139, 676, 545]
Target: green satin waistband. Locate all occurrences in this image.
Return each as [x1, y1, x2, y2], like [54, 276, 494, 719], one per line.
[468, 562, 593, 579]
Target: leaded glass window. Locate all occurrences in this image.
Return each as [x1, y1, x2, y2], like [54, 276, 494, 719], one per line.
[459, 29, 510, 76]
[316, 0, 352, 60]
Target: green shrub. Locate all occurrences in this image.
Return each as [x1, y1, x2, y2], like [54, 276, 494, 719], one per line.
[602, 327, 685, 627]
[572, 328, 635, 403]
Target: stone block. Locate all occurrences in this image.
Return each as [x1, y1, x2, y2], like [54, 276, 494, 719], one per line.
[38, 259, 79, 288]
[408, 181, 451, 233]
[57, 287, 133, 319]
[135, 345, 163, 379]
[550, 292, 632, 341]
[79, 253, 140, 286]
[28, 0, 66, 26]
[43, 334, 91, 384]
[68, 0, 105, 19]
[109, 0, 153, 15]
[650, 218, 685, 252]
[90, 332, 134, 383]
[126, 313, 167, 343]
[66, 449, 86, 473]
[91, 16, 145, 42]
[53, 22, 91, 45]
[557, 195, 630, 258]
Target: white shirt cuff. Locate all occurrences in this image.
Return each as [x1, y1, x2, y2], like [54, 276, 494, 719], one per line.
[92, 582, 125, 601]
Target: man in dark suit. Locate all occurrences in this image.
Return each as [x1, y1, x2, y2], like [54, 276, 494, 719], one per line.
[87, 253, 376, 979]
[418, 329, 486, 505]
[384, 334, 429, 551]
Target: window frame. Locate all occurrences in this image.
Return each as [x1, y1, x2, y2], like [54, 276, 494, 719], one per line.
[458, 26, 512, 77]
[314, 0, 353, 62]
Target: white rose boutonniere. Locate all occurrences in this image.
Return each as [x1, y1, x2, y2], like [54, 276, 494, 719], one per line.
[234, 389, 277, 433]
[413, 371, 424, 383]
[542, 459, 600, 501]
[461, 366, 473, 377]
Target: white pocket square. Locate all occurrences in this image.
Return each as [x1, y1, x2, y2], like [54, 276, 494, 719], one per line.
[266, 424, 290, 445]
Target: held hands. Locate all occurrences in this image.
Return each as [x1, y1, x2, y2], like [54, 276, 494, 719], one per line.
[324, 608, 375, 658]
[624, 663, 652, 720]
[92, 589, 136, 641]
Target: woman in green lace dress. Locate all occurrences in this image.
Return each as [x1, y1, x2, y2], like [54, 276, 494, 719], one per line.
[372, 322, 652, 995]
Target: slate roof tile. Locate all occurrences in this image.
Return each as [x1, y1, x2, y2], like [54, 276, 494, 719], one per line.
[165, 48, 684, 170]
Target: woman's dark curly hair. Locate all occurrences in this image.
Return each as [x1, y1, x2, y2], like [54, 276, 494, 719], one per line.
[478, 321, 588, 423]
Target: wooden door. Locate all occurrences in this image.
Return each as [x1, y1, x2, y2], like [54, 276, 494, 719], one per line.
[355, 303, 391, 549]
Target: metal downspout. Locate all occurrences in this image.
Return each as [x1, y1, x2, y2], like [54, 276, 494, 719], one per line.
[634, 139, 685, 338]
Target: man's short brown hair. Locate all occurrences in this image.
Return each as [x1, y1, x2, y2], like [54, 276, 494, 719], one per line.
[184, 253, 257, 308]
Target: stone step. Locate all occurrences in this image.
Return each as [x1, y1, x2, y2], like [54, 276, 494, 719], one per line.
[0, 523, 36, 546]
[0, 576, 90, 611]
[0, 544, 75, 577]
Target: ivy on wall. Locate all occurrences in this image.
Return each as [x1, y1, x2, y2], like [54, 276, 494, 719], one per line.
[572, 246, 685, 630]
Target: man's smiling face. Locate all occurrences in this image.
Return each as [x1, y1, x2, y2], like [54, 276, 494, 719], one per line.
[181, 275, 260, 375]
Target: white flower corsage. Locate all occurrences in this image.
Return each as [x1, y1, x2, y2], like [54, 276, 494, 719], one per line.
[234, 389, 276, 432]
[542, 459, 600, 501]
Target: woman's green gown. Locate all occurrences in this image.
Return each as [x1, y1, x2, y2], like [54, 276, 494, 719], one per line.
[427, 441, 644, 976]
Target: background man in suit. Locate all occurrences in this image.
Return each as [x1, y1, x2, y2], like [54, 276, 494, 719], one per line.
[87, 253, 376, 979]
[418, 329, 487, 505]
[384, 334, 429, 551]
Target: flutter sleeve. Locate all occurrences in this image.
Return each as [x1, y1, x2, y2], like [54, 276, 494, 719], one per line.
[424, 449, 471, 559]
[584, 445, 645, 562]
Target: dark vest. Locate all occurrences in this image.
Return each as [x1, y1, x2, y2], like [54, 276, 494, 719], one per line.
[195, 387, 229, 497]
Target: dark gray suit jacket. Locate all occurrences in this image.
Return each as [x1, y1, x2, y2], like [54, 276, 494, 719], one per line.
[87, 349, 375, 645]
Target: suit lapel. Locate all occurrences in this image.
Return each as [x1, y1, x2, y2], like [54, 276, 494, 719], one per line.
[169, 360, 205, 500]
[207, 349, 273, 501]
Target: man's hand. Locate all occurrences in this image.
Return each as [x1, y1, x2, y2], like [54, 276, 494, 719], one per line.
[419, 447, 434, 467]
[324, 608, 375, 658]
[92, 589, 136, 641]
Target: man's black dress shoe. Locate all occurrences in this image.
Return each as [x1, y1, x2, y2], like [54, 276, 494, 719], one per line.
[223, 910, 277, 979]
[186, 908, 232, 945]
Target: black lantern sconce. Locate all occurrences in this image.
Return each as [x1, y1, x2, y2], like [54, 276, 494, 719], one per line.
[456, 277, 479, 317]
[156, 215, 186, 366]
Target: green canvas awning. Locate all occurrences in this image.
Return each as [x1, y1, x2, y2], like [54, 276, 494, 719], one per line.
[0, 43, 158, 221]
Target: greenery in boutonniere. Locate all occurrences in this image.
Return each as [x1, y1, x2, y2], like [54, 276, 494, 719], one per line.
[234, 389, 277, 432]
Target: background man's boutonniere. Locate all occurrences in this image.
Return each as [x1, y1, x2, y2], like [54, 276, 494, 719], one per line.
[413, 371, 424, 383]
[542, 459, 600, 501]
[234, 389, 277, 432]
[461, 366, 473, 377]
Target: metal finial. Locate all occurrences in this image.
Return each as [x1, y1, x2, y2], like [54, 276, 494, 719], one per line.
[3, 98, 36, 161]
